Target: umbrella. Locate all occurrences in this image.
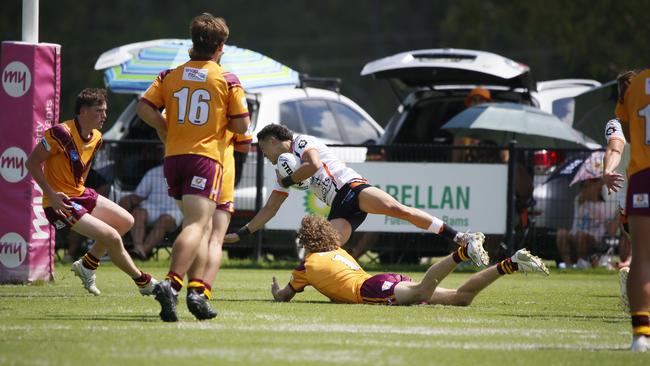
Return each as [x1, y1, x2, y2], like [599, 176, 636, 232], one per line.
[94, 39, 300, 93]
[545, 151, 604, 186]
[441, 102, 595, 148]
[571, 81, 617, 145]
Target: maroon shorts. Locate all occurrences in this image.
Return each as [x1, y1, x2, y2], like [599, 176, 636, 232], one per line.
[360, 273, 412, 305]
[626, 167, 650, 216]
[44, 188, 99, 229]
[164, 154, 223, 202]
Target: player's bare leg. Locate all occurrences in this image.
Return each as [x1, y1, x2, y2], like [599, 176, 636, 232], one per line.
[358, 187, 435, 229]
[329, 218, 353, 246]
[628, 215, 650, 351]
[71, 196, 156, 296]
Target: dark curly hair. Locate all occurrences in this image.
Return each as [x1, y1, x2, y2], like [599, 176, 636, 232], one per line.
[297, 215, 340, 252]
[75, 88, 107, 114]
[257, 124, 293, 142]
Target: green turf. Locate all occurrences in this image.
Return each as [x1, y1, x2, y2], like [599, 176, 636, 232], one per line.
[1, 261, 648, 365]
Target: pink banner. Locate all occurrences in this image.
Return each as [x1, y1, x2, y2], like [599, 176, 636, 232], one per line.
[0, 42, 60, 283]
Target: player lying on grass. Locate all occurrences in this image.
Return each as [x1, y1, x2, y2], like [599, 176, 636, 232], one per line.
[271, 215, 548, 305]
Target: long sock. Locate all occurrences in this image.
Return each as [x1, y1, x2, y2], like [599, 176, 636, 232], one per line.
[203, 282, 213, 300]
[632, 312, 650, 337]
[452, 246, 469, 263]
[496, 258, 519, 275]
[81, 253, 99, 270]
[166, 271, 183, 292]
[188, 278, 206, 295]
[133, 271, 152, 288]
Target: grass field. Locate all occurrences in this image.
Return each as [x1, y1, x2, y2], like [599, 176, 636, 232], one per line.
[1, 260, 649, 366]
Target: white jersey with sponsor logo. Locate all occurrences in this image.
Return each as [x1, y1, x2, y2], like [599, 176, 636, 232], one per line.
[273, 135, 364, 205]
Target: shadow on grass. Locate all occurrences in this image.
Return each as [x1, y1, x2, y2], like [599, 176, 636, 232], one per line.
[34, 314, 160, 322]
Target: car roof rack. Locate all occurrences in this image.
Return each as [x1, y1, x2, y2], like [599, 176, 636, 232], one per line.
[299, 74, 342, 94]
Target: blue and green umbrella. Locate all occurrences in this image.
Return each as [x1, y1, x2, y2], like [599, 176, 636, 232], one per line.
[94, 39, 299, 93]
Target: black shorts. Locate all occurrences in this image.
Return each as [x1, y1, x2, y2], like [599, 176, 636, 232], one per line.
[328, 182, 370, 232]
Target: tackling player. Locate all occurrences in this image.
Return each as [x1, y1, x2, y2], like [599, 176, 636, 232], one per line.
[271, 215, 548, 306]
[25, 88, 158, 296]
[603, 69, 650, 352]
[137, 13, 250, 322]
[225, 124, 488, 264]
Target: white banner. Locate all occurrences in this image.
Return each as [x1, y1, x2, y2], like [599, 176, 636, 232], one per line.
[264, 162, 508, 234]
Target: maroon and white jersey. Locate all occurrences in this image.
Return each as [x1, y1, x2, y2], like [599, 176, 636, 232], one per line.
[272, 134, 364, 205]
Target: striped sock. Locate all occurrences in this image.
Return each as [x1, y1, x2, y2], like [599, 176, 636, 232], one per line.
[166, 271, 183, 292]
[133, 272, 152, 288]
[496, 258, 519, 275]
[203, 283, 213, 300]
[188, 278, 206, 295]
[452, 246, 470, 263]
[632, 312, 650, 336]
[81, 253, 100, 270]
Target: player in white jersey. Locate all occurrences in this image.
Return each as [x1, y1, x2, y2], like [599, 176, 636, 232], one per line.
[224, 124, 489, 265]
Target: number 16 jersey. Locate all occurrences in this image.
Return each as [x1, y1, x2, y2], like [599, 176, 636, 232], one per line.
[142, 59, 249, 164]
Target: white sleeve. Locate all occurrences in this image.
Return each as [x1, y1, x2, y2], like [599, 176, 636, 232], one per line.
[292, 135, 320, 159]
[272, 178, 290, 195]
[605, 118, 626, 144]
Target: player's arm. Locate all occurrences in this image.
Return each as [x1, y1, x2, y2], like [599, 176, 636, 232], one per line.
[136, 100, 168, 142]
[223, 190, 288, 243]
[603, 118, 626, 194]
[25, 143, 72, 216]
[280, 148, 320, 188]
[227, 116, 250, 135]
[271, 276, 296, 302]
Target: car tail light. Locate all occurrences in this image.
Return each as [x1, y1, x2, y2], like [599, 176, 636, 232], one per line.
[533, 150, 565, 174]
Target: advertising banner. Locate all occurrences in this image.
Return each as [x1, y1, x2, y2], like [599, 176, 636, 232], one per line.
[0, 41, 60, 283]
[264, 162, 508, 234]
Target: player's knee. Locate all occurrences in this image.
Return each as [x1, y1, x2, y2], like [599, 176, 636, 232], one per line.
[454, 293, 473, 307]
[101, 228, 123, 247]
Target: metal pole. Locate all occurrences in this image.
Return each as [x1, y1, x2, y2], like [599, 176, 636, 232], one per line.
[504, 140, 517, 256]
[254, 144, 264, 262]
[22, 0, 39, 43]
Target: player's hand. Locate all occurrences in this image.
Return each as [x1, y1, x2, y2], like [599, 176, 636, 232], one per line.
[603, 171, 624, 194]
[50, 192, 73, 217]
[223, 233, 240, 243]
[271, 276, 281, 301]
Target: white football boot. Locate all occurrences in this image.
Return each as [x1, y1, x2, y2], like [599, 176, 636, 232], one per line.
[454, 232, 489, 266]
[631, 335, 649, 352]
[511, 249, 549, 275]
[71, 259, 101, 296]
[138, 277, 159, 296]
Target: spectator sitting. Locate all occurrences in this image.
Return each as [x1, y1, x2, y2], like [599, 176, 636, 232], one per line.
[556, 178, 617, 269]
[119, 164, 182, 260]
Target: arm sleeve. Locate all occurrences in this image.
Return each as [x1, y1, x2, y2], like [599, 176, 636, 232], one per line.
[233, 132, 253, 146]
[141, 70, 170, 109]
[224, 73, 250, 120]
[292, 135, 319, 159]
[41, 129, 62, 155]
[605, 118, 627, 144]
[288, 264, 309, 292]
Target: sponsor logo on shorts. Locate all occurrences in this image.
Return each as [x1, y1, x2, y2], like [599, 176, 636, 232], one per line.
[69, 150, 79, 161]
[381, 281, 394, 292]
[191, 176, 207, 190]
[632, 193, 649, 208]
[71, 202, 83, 211]
[54, 220, 66, 229]
[182, 67, 208, 82]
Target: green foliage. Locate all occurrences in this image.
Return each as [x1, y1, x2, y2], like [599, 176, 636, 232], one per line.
[1, 263, 649, 365]
[1, 0, 649, 125]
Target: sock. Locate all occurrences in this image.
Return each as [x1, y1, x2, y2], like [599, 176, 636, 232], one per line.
[203, 282, 213, 300]
[496, 258, 519, 275]
[81, 253, 100, 270]
[439, 224, 458, 242]
[452, 246, 470, 263]
[132, 271, 152, 288]
[166, 271, 183, 292]
[427, 217, 445, 234]
[632, 312, 650, 337]
[188, 278, 206, 295]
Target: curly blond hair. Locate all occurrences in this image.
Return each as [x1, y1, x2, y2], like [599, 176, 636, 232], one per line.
[297, 215, 340, 252]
